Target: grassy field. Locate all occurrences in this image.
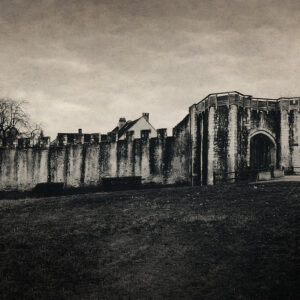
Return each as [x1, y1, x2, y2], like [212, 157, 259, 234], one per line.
[0, 182, 299, 299]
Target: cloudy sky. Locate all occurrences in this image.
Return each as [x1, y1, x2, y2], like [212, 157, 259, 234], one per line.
[1, 0, 300, 138]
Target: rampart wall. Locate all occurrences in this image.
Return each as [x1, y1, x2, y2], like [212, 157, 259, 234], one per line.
[0, 91, 299, 191]
[0, 126, 191, 191]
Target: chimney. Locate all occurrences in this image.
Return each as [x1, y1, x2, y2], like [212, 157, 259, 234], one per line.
[118, 117, 126, 129]
[78, 128, 82, 135]
[142, 113, 149, 122]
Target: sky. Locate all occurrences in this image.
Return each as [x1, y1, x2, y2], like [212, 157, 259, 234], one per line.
[1, 0, 300, 139]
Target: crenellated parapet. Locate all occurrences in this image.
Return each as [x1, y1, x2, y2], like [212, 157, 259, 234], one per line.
[118, 128, 169, 142]
[0, 136, 51, 149]
[125, 130, 134, 141]
[192, 91, 300, 114]
[55, 129, 103, 146]
[279, 98, 300, 112]
[1, 91, 299, 192]
[53, 127, 170, 147]
[38, 137, 51, 148]
[157, 128, 167, 139]
[141, 129, 151, 140]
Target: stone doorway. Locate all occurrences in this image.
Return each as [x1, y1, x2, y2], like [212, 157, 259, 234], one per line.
[250, 133, 276, 170]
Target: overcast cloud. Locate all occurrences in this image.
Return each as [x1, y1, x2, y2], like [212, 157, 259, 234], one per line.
[1, 0, 300, 138]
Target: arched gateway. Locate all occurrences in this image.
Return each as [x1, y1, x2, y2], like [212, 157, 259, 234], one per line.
[249, 131, 276, 170]
[1, 91, 299, 191]
[188, 91, 300, 185]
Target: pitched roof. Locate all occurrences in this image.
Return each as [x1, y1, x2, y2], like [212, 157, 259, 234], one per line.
[116, 118, 140, 138]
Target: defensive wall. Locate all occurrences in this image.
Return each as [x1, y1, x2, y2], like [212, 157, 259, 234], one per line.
[0, 91, 299, 191]
[0, 127, 190, 191]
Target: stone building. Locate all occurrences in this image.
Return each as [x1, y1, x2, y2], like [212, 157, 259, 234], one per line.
[0, 91, 299, 191]
[186, 91, 300, 185]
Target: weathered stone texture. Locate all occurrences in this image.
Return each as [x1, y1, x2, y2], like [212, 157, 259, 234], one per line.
[189, 105, 198, 186]
[49, 147, 66, 184]
[206, 106, 216, 185]
[292, 111, 300, 172]
[0, 92, 299, 191]
[237, 107, 249, 171]
[169, 115, 190, 185]
[214, 106, 229, 181]
[227, 105, 237, 180]
[116, 140, 128, 177]
[280, 110, 290, 168]
[0, 148, 48, 190]
[149, 135, 164, 183]
[66, 145, 84, 187]
[141, 134, 151, 182]
[84, 145, 100, 186]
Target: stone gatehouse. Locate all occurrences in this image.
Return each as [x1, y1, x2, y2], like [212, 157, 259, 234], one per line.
[188, 91, 299, 185]
[0, 91, 299, 191]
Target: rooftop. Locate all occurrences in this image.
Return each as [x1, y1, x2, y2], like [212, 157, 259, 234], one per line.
[195, 91, 300, 106]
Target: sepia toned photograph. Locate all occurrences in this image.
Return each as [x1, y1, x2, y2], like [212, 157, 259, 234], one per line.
[0, 0, 299, 299]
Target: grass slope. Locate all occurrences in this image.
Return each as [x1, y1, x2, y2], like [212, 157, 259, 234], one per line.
[0, 182, 299, 299]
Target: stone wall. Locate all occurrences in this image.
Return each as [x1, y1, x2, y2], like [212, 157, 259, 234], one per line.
[0, 124, 191, 191]
[0, 92, 299, 191]
[0, 148, 48, 190]
[292, 111, 300, 173]
[280, 107, 300, 172]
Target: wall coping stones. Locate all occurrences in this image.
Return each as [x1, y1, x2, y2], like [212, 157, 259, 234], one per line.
[192, 91, 299, 113]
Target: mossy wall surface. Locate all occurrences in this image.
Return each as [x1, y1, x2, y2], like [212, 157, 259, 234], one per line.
[0, 94, 299, 191]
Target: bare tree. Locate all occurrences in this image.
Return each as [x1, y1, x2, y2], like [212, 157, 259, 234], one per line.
[0, 98, 42, 146]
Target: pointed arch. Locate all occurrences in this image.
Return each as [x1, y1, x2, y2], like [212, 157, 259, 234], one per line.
[247, 130, 277, 168]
